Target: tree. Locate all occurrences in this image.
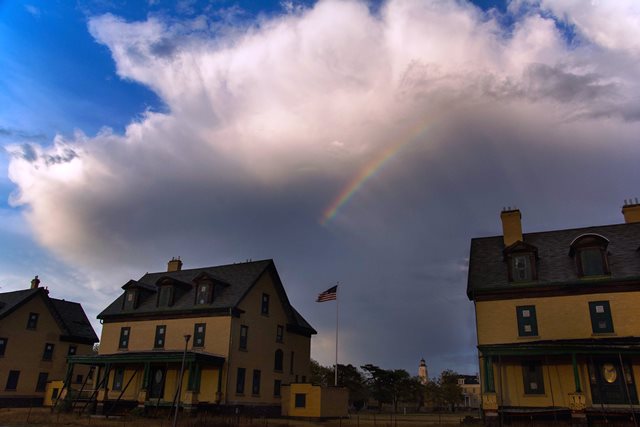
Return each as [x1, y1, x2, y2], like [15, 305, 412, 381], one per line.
[361, 365, 419, 413]
[337, 364, 369, 410]
[310, 359, 333, 386]
[439, 370, 463, 412]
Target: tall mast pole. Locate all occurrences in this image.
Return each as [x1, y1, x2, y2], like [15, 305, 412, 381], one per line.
[335, 282, 339, 387]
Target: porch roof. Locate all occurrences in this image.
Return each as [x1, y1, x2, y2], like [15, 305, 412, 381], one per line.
[480, 337, 640, 356]
[68, 350, 225, 366]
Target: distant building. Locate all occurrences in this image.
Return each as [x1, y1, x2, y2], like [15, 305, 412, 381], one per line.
[456, 374, 480, 409]
[0, 276, 98, 407]
[418, 358, 428, 385]
[68, 258, 316, 415]
[467, 202, 640, 424]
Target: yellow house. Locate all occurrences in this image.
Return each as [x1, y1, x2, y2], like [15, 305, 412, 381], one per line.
[468, 202, 640, 424]
[0, 277, 98, 407]
[457, 375, 481, 409]
[281, 383, 348, 418]
[68, 258, 315, 415]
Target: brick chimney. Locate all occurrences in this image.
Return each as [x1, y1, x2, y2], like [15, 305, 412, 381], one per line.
[30, 275, 40, 289]
[167, 257, 183, 272]
[500, 208, 523, 246]
[622, 199, 640, 224]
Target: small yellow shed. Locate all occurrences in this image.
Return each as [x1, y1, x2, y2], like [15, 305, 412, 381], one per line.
[281, 383, 348, 419]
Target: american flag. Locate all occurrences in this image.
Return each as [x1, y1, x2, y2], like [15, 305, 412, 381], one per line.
[316, 285, 338, 302]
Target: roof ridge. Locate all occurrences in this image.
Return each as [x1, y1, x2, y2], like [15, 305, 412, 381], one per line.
[471, 221, 636, 241]
[142, 258, 273, 275]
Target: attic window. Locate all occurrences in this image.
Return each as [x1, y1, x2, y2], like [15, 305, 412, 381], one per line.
[504, 242, 538, 283]
[570, 234, 610, 277]
[123, 290, 138, 310]
[197, 284, 213, 305]
[158, 286, 174, 307]
[512, 255, 532, 282]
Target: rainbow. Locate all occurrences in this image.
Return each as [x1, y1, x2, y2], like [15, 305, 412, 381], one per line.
[320, 117, 435, 225]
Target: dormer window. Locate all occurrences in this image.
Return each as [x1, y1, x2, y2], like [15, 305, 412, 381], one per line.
[512, 256, 532, 282]
[504, 241, 538, 283]
[158, 285, 174, 307]
[197, 284, 212, 305]
[569, 234, 610, 277]
[124, 290, 138, 310]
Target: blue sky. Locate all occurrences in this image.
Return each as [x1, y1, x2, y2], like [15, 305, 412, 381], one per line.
[1, 0, 640, 376]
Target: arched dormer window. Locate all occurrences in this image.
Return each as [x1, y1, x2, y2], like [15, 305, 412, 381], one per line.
[503, 241, 538, 283]
[274, 349, 283, 372]
[569, 234, 610, 277]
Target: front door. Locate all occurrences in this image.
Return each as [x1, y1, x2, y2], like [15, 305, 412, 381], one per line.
[149, 367, 166, 399]
[589, 358, 638, 404]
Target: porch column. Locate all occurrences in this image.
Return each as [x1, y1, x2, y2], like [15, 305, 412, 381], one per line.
[572, 353, 582, 393]
[482, 355, 498, 426]
[97, 363, 111, 415]
[138, 363, 151, 408]
[484, 356, 495, 392]
[184, 362, 200, 412]
[569, 354, 587, 426]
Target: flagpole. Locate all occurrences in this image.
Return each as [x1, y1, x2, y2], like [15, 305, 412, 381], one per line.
[335, 282, 339, 387]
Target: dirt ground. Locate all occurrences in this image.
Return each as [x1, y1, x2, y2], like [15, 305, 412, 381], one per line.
[0, 408, 473, 427]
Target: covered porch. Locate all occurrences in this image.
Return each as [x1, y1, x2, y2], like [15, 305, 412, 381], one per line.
[65, 351, 225, 414]
[479, 338, 640, 425]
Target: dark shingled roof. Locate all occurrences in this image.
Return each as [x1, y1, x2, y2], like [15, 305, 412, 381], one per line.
[98, 259, 316, 335]
[0, 288, 98, 344]
[467, 222, 640, 299]
[0, 288, 39, 318]
[50, 298, 99, 343]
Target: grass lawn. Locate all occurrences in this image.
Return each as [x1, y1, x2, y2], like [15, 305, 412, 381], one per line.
[0, 408, 477, 427]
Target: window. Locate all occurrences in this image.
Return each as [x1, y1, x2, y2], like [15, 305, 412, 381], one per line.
[512, 255, 532, 282]
[158, 286, 173, 306]
[290, 351, 295, 374]
[516, 306, 538, 336]
[112, 368, 124, 390]
[580, 248, 606, 276]
[75, 374, 83, 384]
[0, 338, 7, 356]
[302, 375, 306, 383]
[570, 234, 609, 277]
[589, 301, 614, 333]
[504, 242, 538, 283]
[193, 323, 206, 347]
[124, 290, 137, 310]
[276, 325, 284, 343]
[522, 361, 545, 394]
[239, 325, 248, 350]
[27, 312, 39, 329]
[43, 343, 54, 361]
[274, 379, 281, 397]
[5, 370, 20, 390]
[197, 284, 212, 305]
[119, 327, 130, 349]
[295, 393, 306, 408]
[154, 325, 166, 348]
[68, 345, 77, 356]
[36, 373, 48, 392]
[252, 369, 261, 395]
[261, 293, 270, 315]
[236, 368, 245, 394]
[274, 349, 284, 371]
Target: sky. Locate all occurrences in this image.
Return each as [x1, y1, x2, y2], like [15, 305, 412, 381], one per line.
[1, 0, 640, 378]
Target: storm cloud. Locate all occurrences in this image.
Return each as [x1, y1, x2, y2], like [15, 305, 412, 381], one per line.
[6, 0, 640, 375]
